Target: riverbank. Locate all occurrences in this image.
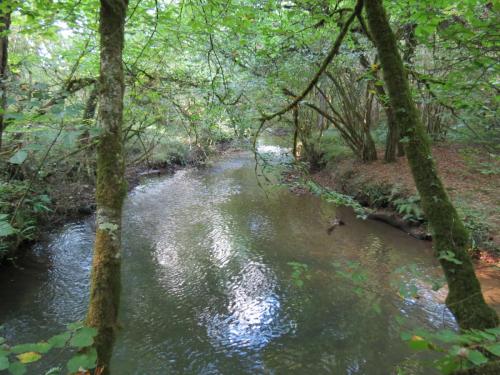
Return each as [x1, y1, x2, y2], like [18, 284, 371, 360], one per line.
[282, 143, 499, 264]
[0, 143, 478, 374]
[0, 139, 239, 264]
[311, 144, 500, 263]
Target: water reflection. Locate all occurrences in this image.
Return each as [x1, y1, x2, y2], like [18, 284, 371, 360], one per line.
[0, 147, 468, 375]
[202, 261, 287, 354]
[145, 158, 289, 356]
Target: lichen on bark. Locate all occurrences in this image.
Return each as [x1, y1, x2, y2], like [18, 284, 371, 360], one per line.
[85, 1, 128, 374]
[364, 0, 498, 330]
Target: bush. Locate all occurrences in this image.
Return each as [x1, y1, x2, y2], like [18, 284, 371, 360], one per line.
[320, 131, 353, 165]
[0, 179, 52, 260]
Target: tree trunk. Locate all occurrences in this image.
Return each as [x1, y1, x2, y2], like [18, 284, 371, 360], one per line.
[84, 83, 99, 121]
[384, 111, 398, 162]
[86, 1, 128, 373]
[364, 0, 498, 330]
[397, 137, 405, 157]
[362, 127, 377, 162]
[362, 89, 377, 162]
[292, 105, 300, 159]
[0, 2, 11, 150]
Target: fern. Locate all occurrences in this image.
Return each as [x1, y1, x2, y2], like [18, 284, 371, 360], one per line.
[305, 180, 369, 219]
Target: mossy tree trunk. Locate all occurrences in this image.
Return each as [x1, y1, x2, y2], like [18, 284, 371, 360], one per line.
[0, 1, 11, 151]
[364, 0, 498, 330]
[86, 1, 128, 373]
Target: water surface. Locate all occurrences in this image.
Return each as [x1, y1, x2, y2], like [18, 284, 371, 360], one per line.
[1, 146, 461, 374]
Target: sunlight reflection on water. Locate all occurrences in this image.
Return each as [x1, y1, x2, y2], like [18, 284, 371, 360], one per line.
[0, 144, 465, 375]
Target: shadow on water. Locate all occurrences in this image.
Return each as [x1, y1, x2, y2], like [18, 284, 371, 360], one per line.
[2, 142, 491, 374]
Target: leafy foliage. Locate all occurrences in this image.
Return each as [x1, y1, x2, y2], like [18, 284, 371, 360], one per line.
[0, 322, 97, 375]
[401, 327, 500, 374]
[305, 180, 368, 219]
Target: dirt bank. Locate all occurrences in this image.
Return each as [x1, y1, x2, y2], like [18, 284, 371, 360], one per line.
[310, 144, 499, 263]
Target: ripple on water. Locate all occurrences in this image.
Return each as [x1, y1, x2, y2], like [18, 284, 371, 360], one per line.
[200, 261, 291, 356]
[1, 145, 467, 375]
[44, 223, 94, 322]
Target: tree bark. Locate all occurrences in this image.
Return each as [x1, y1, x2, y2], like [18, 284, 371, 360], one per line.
[364, 0, 498, 330]
[0, 2, 11, 150]
[362, 88, 377, 162]
[86, 1, 128, 373]
[292, 105, 300, 159]
[84, 83, 99, 121]
[384, 107, 399, 161]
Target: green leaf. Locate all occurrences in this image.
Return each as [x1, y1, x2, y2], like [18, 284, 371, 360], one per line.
[0, 356, 9, 371]
[8, 150, 28, 165]
[485, 343, 500, 357]
[0, 220, 16, 237]
[5, 112, 24, 121]
[11, 342, 51, 354]
[66, 348, 97, 373]
[435, 356, 460, 375]
[408, 335, 429, 351]
[434, 329, 460, 343]
[67, 321, 84, 331]
[47, 332, 70, 348]
[400, 332, 412, 341]
[438, 251, 462, 265]
[8, 362, 26, 375]
[16, 352, 42, 364]
[485, 327, 500, 336]
[467, 350, 488, 366]
[69, 327, 97, 348]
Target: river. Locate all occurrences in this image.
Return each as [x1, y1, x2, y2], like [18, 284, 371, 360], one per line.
[0, 143, 489, 374]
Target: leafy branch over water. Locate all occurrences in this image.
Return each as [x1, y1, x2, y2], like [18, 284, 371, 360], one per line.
[0, 322, 98, 375]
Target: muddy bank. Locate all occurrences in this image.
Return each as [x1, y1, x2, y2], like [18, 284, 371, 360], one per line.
[282, 164, 500, 313]
[308, 145, 499, 263]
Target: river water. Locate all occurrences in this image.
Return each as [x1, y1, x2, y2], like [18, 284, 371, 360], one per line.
[0, 144, 470, 374]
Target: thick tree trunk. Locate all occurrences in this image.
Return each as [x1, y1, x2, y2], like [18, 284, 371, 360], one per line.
[86, 1, 128, 373]
[365, 0, 498, 330]
[0, 3, 11, 150]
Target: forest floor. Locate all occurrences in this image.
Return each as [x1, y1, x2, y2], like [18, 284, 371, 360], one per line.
[310, 143, 500, 263]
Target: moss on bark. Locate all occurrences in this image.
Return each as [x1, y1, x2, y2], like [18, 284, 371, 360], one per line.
[364, 0, 498, 330]
[86, 1, 128, 374]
